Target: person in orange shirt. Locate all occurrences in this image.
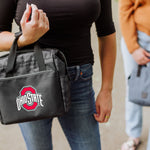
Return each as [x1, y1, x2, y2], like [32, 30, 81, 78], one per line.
[119, 0, 150, 150]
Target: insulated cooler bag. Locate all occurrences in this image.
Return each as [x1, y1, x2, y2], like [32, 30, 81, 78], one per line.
[0, 33, 71, 124]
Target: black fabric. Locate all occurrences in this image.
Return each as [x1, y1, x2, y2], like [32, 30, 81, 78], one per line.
[0, 0, 115, 66]
[6, 31, 22, 76]
[34, 44, 46, 71]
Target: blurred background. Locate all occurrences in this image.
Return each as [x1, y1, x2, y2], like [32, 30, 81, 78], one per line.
[0, 1, 150, 150]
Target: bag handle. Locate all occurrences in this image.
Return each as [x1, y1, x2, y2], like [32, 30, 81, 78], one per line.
[136, 65, 147, 77]
[34, 44, 46, 71]
[6, 31, 46, 76]
[6, 35, 20, 75]
[137, 65, 142, 77]
[6, 31, 69, 78]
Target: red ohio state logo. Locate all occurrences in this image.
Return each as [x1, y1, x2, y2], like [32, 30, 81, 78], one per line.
[16, 86, 44, 111]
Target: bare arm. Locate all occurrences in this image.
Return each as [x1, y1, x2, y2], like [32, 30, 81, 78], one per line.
[94, 32, 116, 123]
[0, 31, 15, 51]
[0, 31, 27, 51]
[0, 4, 49, 51]
[98, 33, 116, 91]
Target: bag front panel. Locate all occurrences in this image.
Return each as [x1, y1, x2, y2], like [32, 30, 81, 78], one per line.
[0, 70, 65, 124]
[128, 65, 150, 106]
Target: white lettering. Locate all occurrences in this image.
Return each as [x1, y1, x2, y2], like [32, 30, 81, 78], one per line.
[16, 93, 44, 111]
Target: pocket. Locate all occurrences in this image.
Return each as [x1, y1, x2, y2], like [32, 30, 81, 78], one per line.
[80, 64, 93, 81]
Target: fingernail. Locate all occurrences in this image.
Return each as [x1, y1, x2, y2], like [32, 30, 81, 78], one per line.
[31, 3, 35, 7]
[26, 3, 29, 9]
[95, 114, 99, 117]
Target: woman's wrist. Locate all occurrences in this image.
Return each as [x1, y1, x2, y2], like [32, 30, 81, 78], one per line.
[101, 85, 113, 92]
[17, 35, 26, 48]
[17, 35, 28, 48]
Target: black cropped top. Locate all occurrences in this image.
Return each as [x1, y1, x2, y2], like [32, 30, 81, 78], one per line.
[0, 0, 115, 66]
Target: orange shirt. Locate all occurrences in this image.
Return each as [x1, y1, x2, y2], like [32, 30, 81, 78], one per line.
[119, 0, 150, 53]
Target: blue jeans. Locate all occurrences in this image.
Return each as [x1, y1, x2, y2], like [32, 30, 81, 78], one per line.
[19, 63, 101, 150]
[121, 37, 142, 138]
[121, 31, 150, 150]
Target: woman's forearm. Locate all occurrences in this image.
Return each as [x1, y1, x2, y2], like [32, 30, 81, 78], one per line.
[0, 31, 28, 51]
[98, 32, 116, 91]
[0, 31, 16, 51]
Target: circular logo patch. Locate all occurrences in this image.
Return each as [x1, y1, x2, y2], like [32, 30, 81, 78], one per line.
[16, 86, 44, 111]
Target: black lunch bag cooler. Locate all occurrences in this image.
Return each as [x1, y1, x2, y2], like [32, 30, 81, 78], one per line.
[0, 32, 71, 125]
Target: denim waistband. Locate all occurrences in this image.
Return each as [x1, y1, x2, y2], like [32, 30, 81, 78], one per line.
[67, 63, 93, 81]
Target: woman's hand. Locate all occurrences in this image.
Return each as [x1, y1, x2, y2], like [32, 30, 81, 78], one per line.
[94, 89, 112, 123]
[132, 47, 150, 65]
[18, 3, 50, 48]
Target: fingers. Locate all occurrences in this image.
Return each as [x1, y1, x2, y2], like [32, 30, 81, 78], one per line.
[94, 110, 110, 123]
[138, 57, 149, 65]
[143, 57, 150, 64]
[20, 3, 50, 45]
[20, 3, 32, 24]
[139, 55, 150, 65]
[94, 90, 112, 123]
[38, 9, 49, 31]
[30, 5, 49, 29]
[144, 51, 150, 64]
[99, 112, 105, 122]
[38, 10, 45, 22]
[94, 104, 100, 121]
[21, 3, 49, 26]
[94, 104, 110, 123]
[132, 48, 150, 65]
[31, 4, 39, 22]
[104, 113, 111, 122]
[95, 111, 110, 123]
[144, 50, 150, 58]
[45, 16, 50, 29]
[31, 4, 48, 23]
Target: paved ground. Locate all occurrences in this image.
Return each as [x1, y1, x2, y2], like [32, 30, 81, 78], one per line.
[0, 1, 150, 150]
